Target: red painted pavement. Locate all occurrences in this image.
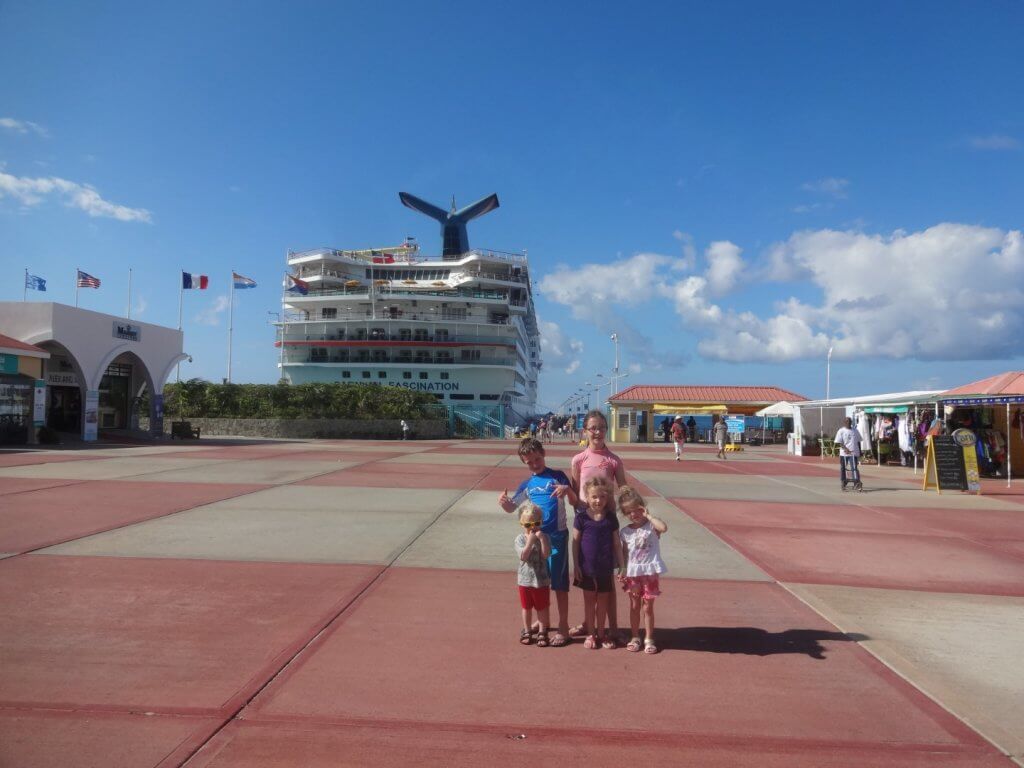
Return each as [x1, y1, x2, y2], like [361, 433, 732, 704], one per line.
[674, 498, 926, 535]
[708, 525, 1024, 596]
[0, 710, 221, 768]
[0, 451, 97, 468]
[0, 555, 380, 713]
[0, 481, 269, 554]
[247, 569, 987, 750]
[0, 476, 81, 496]
[186, 720, 1010, 768]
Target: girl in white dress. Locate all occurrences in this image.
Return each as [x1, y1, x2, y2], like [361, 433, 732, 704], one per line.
[616, 486, 668, 654]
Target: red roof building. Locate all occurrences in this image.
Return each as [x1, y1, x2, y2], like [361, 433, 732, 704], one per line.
[941, 371, 1024, 399]
[606, 384, 808, 443]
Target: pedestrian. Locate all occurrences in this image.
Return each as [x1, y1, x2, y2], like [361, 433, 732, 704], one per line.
[670, 415, 685, 461]
[713, 415, 729, 459]
[686, 415, 697, 443]
[662, 419, 671, 443]
[400, 419, 410, 440]
[834, 416, 863, 491]
[512, 501, 552, 646]
[572, 476, 624, 650]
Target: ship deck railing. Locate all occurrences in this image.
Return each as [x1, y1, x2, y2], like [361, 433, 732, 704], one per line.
[284, 354, 517, 367]
[284, 333, 515, 345]
[286, 286, 524, 304]
[288, 247, 527, 266]
[278, 313, 522, 327]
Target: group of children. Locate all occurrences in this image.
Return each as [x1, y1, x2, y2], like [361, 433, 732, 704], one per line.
[499, 409, 668, 654]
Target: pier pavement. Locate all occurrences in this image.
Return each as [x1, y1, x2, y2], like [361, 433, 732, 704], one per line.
[1, 437, 1022, 767]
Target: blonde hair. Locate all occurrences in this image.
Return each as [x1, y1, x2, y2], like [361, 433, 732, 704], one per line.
[582, 475, 613, 499]
[617, 485, 646, 514]
[584, 409, 608, 430]
[516, 501, 542, 523]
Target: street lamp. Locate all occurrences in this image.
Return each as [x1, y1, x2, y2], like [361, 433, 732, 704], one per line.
[610, 332, 620, 392]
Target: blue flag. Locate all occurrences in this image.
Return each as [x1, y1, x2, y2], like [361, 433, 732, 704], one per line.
[25, 273, 47, 292]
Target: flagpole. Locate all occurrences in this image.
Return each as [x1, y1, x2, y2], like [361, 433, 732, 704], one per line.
[177, 271, 183, 383]
[227, 272, 235, 383]
[75, 267, 80, 307]
[127, 267, 133, 319]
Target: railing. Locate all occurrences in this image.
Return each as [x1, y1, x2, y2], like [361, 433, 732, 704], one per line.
[281, 311, 516, 325]
[285, 354, 515, 367]
[287, 246, 526, 266]
[284, 333, 515, 345]
[285, 286, 520, 303]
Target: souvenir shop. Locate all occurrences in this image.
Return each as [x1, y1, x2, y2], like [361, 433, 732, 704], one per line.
[937, 371, 1023, 481]
[854, 399, 939, 468]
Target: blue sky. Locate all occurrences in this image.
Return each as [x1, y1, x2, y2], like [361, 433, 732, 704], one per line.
[2, 1, 1022, 411]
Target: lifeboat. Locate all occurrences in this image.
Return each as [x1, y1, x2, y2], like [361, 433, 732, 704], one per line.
[374, 279, 388, 286]
[402, 279, 417, 285]
[344, 280, 362, 288]
[431, 281, 447, 287]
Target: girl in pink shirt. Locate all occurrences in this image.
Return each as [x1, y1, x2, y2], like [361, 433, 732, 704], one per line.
[569, 409, 627, 641]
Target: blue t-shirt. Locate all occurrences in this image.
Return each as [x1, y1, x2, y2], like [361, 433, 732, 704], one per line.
[513, 467, 570, 534]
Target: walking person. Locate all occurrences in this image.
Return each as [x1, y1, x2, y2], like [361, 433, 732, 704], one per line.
[834, 416, 863, 491]
[670, 415, 685, 461]
[713, 415, 730, 459]
[400, 419, 410, 440]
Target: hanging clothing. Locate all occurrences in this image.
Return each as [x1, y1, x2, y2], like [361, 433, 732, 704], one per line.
[856, 412, 871, 451]
[898, 417, 913, 453]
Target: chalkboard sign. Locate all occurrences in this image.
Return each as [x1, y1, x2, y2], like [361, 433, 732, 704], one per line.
[923, 435, 968, 492]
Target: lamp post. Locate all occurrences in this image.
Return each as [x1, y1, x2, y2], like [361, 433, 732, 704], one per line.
[610, 332, 619, 392]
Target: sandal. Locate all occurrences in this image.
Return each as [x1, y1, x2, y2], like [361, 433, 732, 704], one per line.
[567, 624, 587, 638]
[601, 634, 617, 650]
[536, 632, 549, 648]
[626, 637, 642, 653]
[644, 639, 659, 654]
[583, 634, 598, 650]
[550, 633, 568, 647]
[520, 629, 532, 645]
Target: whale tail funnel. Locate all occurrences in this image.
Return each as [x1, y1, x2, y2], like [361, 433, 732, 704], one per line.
[399, 192, 499, 257]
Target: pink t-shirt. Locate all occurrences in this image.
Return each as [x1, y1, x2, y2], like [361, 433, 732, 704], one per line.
[572, 446, 624, 497]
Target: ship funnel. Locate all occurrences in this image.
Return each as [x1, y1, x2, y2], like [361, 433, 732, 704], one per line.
[399, 191, 500, 257]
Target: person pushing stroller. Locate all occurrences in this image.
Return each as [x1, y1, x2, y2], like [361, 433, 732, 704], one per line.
[834, 417, 864, 492]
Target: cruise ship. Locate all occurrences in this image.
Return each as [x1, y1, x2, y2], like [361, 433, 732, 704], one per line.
[277, 192, 540, 421]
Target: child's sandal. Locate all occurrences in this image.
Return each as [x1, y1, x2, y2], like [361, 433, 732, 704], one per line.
[536, 632, 549, 648]
[520, 629, 532, 645]
[626, 637, 643, 653]
[583, 634, 598, 650]
[644, 639, 659, 654]
[601, 634, 618, 650]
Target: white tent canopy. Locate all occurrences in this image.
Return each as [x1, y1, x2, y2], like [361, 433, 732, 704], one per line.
[755, 401, 797, 417]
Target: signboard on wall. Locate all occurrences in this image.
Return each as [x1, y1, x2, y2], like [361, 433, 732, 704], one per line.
[47, 371, 79, 387]
[33, 380, 46, 425]
[83, 389, 99, 441]
[113, 321, 141, 342]
[922, 435, 975, 494]
[0, 353, 19, 374]
[725, 416, 746, 433]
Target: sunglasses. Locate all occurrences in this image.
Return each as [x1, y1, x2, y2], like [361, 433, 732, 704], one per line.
[521, 521, 541, 529]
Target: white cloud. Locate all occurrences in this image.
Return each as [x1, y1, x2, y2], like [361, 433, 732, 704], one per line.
[539, 319, 584, 374]
[702, 224, 1024, 362]
[540, 223, 1024, 365]
[704, 241, 744, 295]
[195, 295, 231, 326]
[968, 134, 1020, 151]
[0, 117, 49, 137]
[801, 177, 849, 198]
[672, 230, 697, 270]
[133, 296, 148, 317]
[0, 171, 152, 222]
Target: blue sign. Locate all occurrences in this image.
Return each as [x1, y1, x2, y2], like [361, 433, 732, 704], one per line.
[725, 416, 745, 433]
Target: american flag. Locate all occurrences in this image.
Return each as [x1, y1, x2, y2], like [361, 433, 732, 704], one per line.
[77, 270, 101, 289]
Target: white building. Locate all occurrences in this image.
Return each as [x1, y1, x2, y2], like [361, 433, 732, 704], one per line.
[0, 302, 185, 440]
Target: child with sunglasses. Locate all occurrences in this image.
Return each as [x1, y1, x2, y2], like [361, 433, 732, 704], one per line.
[514, 501, 552, 646]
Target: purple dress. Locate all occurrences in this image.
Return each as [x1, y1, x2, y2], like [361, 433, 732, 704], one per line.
[574, 512, 620, 578]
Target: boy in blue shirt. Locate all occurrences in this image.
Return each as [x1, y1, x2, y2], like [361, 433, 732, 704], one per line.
[499, 437, 578, 646]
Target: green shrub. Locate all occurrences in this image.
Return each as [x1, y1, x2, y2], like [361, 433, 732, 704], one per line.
[160, 380, 440, 420]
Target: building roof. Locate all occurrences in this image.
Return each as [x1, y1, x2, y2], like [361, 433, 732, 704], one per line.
[610, 384, 808, 404]
[0, 332, 49, 359]
[942, 371, 1024, 398]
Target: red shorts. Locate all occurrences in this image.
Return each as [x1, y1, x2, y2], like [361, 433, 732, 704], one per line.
[518, 585, 551, 610]
[621, 575, 661, 600]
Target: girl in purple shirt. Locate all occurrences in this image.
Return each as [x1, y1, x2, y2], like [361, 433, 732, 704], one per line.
[572, 476, 625, 650]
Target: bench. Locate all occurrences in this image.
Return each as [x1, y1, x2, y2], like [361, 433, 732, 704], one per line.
[171, 421, 201, 439]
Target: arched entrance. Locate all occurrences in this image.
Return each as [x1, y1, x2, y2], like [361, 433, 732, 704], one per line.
[36, 341, 88, 435]
[91, 349, 156, 433]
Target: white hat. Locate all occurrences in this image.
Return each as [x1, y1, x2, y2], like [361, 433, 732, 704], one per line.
[674, 415, 682, 421]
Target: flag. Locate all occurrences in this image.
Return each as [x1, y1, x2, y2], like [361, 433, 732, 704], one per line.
[182, 271, 209, 290]
[77, 270, 101, 289]
[25, 273, 46, 292]
[233, 272, 257, 289]
[285, 274, 309, 295]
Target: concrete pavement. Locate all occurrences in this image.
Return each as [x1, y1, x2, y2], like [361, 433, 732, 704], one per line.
[1, 437, 1021, 767]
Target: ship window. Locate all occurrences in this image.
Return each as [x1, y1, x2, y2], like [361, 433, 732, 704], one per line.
[341, 371, 351, 378]
[419, 372, 428, 380]
[480, 394, 500, 401]
[321, 308, 337, 319]
[450, 394, 474, 400]
[311, 348, 327, 361]
[414, 329, 428, 341]
[460, 349, 481, 361]
[440, 372, 449, 380]
[362, 371, 371, 379]
[399, 329, 412, 341]
[378, 371, 387, 379]
[435, 329, 449, 341]
[403, 372, 411, 379]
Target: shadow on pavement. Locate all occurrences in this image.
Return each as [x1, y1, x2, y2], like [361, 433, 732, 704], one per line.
[658, 626, 869, 659]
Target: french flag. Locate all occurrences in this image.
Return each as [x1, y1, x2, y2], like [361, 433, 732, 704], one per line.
[182, 271, 209, 290]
